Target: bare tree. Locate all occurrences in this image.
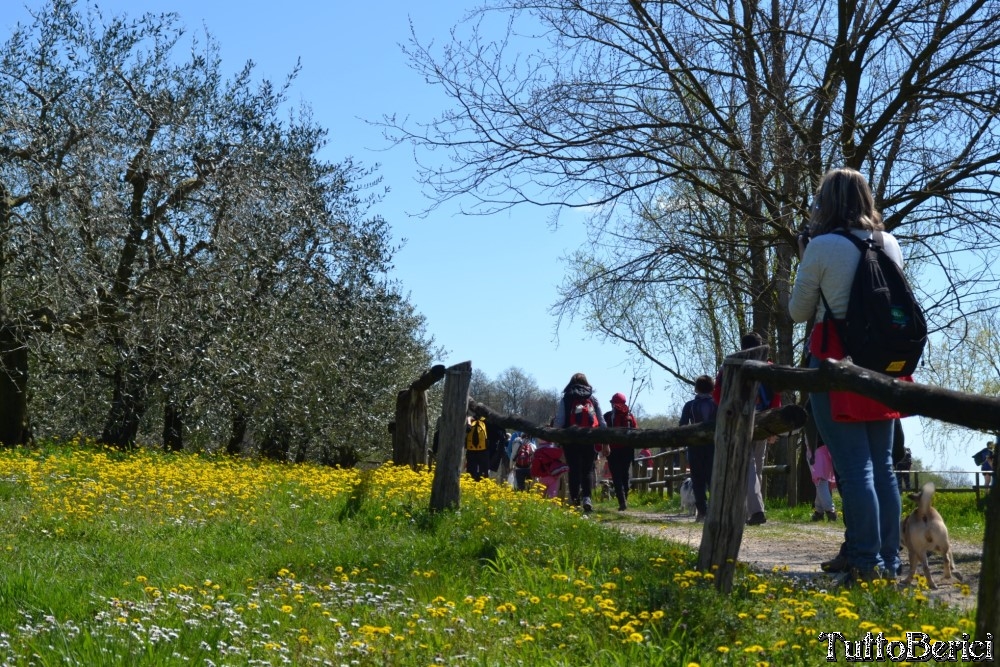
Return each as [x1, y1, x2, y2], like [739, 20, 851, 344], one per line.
[494, 366, 540, 415]
[388, 0, 1000, 390]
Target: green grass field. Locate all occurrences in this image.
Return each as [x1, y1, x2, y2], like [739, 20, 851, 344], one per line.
[0, 441, 985, 665]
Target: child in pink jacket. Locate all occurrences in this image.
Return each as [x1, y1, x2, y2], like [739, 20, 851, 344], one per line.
[530, 440, 569, 498]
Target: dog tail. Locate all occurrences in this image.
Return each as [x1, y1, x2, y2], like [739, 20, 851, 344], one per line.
[918, 481, 935, 519]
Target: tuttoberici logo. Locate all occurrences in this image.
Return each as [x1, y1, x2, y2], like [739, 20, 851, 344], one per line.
[817, 631, 993, 662]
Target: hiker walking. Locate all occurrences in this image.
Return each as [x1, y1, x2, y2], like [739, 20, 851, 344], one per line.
[679, 375, 717, 523]
[530, 436, 569, 498]
[464, 416, 490, 481]
[553, 373, 606, 513]
[510, 433, 536, 491]
[789, 167, 904, 584]
[604, 392, 638, 511]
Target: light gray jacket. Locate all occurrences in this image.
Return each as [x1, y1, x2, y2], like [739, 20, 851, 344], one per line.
[789, 229, 904, 323]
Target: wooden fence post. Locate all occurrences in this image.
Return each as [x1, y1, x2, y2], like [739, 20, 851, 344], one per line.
[698, 345, 769, 593]
[429, 361, 472, 512]
[392, 364, 446, 469]
[975, 487, 999, 642]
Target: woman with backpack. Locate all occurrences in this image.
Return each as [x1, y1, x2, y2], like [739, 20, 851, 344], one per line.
[510, 434, 536, 491]
[605, 392, 638, 511]
[788, 167, 904, 586]
[553, 373, 607, 513]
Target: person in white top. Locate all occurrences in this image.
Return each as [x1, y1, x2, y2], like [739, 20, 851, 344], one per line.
[788, 167, 902, 586]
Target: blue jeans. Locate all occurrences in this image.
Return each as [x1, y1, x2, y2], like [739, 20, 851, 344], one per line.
[809, 386, 901, 575]
[687, 444, 715, 515]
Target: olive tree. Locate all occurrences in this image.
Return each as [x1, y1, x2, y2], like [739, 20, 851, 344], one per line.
[2, 0, 432, 458]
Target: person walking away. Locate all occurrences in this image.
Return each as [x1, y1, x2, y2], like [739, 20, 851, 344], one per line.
[714, 331, 781, 526]
[605, 392, 638, 511]
[679, 375, 718, 522]
[530, 438, 569, 498]
[464, 416, 490, 481]
[553, 373, 606, 513]
[638, 448, 653, 476]
[486, 420, 509, 483]
[511, 434, 536, 491]
[974, 441, 995, 488]
[789, 167, 904, 584]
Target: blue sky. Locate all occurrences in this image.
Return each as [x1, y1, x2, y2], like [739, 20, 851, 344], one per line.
[8, 0, 987, 472]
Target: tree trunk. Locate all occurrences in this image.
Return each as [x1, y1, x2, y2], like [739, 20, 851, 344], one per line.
[261, 420, 290, 462]
[227, 408, 248, 456]
[393, 365, 445, 469]
[393, 389, 430, 469]
[796, 440, 816, 507]
[100, 357, 150, 450]
[162, 401, 183, 452]
[430, 361, 472, 512]
[0, 325, 30, 447]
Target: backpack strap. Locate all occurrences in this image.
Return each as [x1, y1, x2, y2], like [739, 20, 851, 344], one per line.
[818, 229, 876, 357]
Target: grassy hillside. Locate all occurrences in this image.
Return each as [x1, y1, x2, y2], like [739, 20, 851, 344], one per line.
[0, 440, 980, 665]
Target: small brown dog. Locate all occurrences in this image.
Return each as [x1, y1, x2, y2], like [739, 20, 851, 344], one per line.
[900, 482, 963, 589]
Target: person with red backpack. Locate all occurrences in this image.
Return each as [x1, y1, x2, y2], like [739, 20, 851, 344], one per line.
[553, 372, 607, 513]
[604, 392, 638, 511]
[510, 433, 536, 491]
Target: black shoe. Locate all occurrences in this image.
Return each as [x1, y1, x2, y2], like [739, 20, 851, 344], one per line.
[746, 511, 766, 526]
[821, 551, 849, 573]
[618, 502, 627, 511]
[694, 511, 705, 523]
[810, 510, 824, 522]
[825, 510, 838, 522]
[582, 497, 593, 513]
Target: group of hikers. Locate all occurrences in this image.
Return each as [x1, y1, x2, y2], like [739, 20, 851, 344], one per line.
[456, 168, 936, 586]
[460, 376, 648, 513]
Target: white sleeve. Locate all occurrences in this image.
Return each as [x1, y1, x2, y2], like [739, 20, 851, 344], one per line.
[788, 245, 823, 323]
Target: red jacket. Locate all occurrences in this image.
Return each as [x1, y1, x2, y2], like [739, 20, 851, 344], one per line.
[606, 406, 637, 450]
[531, 443, 569, 478]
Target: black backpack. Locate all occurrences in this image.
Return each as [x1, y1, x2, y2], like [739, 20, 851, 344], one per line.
[820, 231, 927, 377]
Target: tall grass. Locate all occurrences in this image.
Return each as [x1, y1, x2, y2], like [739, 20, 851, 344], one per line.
[0, 440, 979, 665]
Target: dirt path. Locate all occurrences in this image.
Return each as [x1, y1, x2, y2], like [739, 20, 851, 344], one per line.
[609, 510, 981, 611]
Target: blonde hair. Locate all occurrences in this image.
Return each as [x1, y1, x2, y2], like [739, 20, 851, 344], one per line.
[809, 167, 883, 236]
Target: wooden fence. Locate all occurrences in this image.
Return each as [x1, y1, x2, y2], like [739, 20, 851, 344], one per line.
[393, 353, 999, 643]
